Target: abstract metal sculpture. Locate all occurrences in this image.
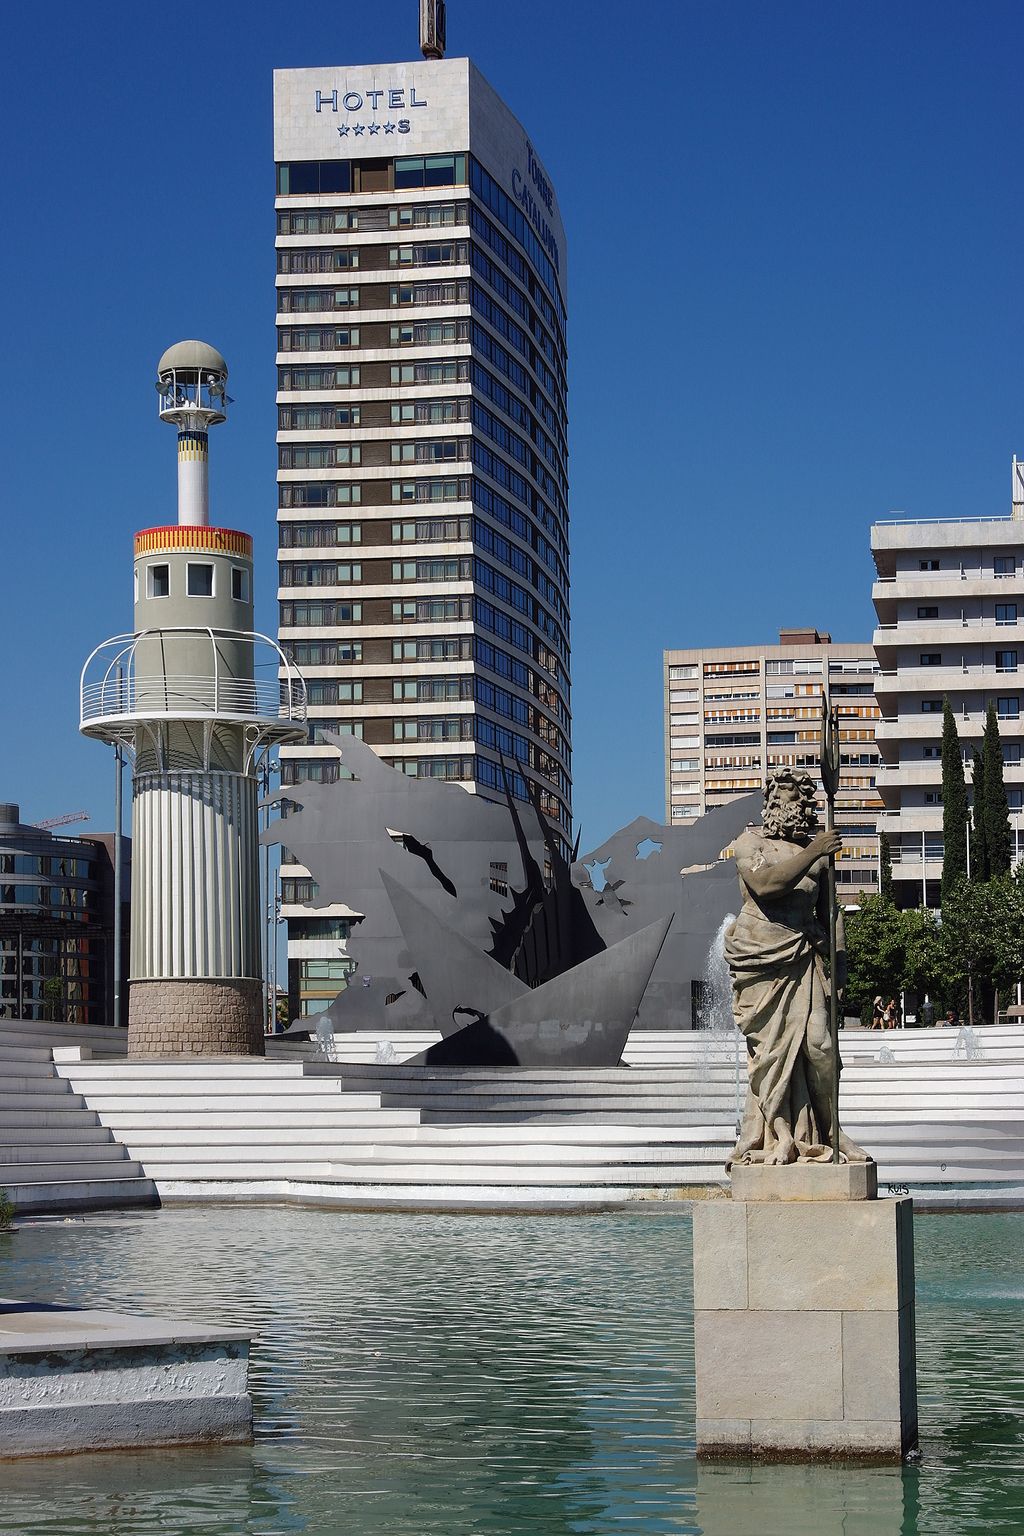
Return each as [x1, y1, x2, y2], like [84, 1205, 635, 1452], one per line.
[263, 735, 759, 1063]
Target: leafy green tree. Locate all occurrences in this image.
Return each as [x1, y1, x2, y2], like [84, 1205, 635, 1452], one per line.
[844, 898, 948, 1019]
[970, 745, 989, 881]
[879, 831, 894, 901]
[843, 895, 908, 1016]
[940, 875, 1024, 1022]
[982, 702, 1012, 876]
[901, 906, 946, 1000]
[940, 698, 968, 899]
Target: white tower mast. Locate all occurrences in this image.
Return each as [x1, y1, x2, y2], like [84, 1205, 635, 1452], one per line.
[81, 341, 307, 1056]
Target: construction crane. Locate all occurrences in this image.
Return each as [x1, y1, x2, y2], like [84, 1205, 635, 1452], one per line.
[32, 812, 91, 831]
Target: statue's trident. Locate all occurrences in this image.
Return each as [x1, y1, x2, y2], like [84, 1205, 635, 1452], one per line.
[820, 692, 842, 1163]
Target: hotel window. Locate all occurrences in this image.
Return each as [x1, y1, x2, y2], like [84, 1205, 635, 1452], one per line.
[279, 288, 360, 313]
[919, 653, 941, 666]
[390, 360, 469, 385]
[390, 203, 466, 228]
[1005, 744, 1022, 764]
[917, 607, 939, 619]
[393, 154, 467, 189]
[278, 366, 361, 390]
[277, 209, 358, 234]
[920, 699, 943, 712]
[186, 562, 214, 598]
[919, 559, 940, 571]
[279, 523, 362, 548]
[389, 243, 468, 267]
[280, 405, 361, 430]
[1009, 789, 1024, 810]
[279, 484, 362, 507]
[231, 567, 249, 602]
[998, 697, 1020, 719]
[280, 327, 360, 352]
[279, 444, 361, 469]
[277, 248, 359, 273]
[147, 563, 170, 598]
[996, 604, 1018, 625]
[995, 556, 1017, 576]
[996, 650, 1018, 673]
[390, 282, 467, 306]
[390, 320, 468, 346]
[390, 440, 467, 464]
[276, 161, 351, 195]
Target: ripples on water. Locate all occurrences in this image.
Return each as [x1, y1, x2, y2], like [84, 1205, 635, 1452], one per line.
[0, 1207, 1022, 1535]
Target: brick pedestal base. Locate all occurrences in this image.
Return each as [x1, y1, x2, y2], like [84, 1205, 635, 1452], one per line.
[128, 979, 265, 1057]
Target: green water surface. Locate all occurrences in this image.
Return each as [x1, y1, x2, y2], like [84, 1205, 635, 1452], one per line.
[1, 1206, 1022, 1535]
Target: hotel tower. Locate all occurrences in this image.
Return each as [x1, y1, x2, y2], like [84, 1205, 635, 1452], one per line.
[273, 47, 571, 1018]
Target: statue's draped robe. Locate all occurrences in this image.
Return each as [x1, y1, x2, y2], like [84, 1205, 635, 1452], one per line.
[724, 834, 836, 1166]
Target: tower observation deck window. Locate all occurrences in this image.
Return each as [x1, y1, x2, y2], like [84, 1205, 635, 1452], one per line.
[231, 567, 249, 602]
[148, 564, 170, 598]
[186, 562, 214, 598]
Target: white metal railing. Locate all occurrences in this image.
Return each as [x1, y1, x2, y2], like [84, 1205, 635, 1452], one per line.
[874, 515, 1016, 526]
[80, 628, 307, 729]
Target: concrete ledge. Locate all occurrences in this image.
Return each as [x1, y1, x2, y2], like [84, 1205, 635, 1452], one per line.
[730, 1162, 878, 1202]
[0, 1301, 253, 1458]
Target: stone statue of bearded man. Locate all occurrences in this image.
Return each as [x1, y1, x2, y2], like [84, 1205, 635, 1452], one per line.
[724, 768, 870, 1168]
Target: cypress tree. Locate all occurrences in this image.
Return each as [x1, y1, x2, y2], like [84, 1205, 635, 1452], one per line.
[983, 701, 1012, 876]
[941, 697, 969, 898]
[879, 830, 894, 900]
[971, 745, 990, 881]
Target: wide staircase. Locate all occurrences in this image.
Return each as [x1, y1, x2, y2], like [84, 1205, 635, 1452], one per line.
[0, 1022, 158, 1214]
[8, 1021, 1020, 1212]
[53, 1057, 728, 1207]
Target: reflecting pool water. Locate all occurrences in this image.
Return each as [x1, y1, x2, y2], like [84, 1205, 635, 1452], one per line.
[1, 1207, 1023, 1535]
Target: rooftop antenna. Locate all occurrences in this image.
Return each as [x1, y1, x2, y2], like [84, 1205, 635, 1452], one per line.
[420, 0, 446, 58]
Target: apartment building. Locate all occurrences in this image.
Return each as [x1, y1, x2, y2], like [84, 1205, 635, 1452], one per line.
[664, 629, 881, 902]
[871, 482, 1024, 906]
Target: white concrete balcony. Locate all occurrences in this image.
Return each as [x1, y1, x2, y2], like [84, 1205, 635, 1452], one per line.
[872, 665, 1021, 696]
[876, 807, 943, 834]
[873, 575, 1024, 607]
[874, 762, 942, 789]
[80, 629, 308, 748]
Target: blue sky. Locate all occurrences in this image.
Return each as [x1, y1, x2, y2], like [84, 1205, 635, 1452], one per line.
[2, 0, 1022, 845]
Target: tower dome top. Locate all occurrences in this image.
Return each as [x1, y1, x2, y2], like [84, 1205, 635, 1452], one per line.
[157, 340, 228, 378]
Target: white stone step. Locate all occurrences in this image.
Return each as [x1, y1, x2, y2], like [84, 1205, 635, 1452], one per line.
[79, 1092, 385, 1113]
[145, 1155, 721, 1179]
[4, 1158, 146, 1183]
[0, 1045, 57, 1065]
[0, 1092, 86, 1112]
[95, 1108, 422, 1129]
[0, 1108, 103, 1128]
[4, 1177, 158, 1212]
[152, 1178, 721, 1207]
[0, 1142, 129, 1165]
[60, 1062, 308, 1080]
[117, 1122, 730, 1147]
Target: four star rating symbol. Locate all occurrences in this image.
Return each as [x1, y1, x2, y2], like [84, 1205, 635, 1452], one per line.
[337, 121, 402, 139]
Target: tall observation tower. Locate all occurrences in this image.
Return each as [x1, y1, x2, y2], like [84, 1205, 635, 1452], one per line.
[81, 341, 307, 1055]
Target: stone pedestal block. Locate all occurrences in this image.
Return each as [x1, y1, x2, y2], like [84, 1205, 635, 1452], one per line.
[693, 1172, 917, 1462]
[128, 978, 264, 1057]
